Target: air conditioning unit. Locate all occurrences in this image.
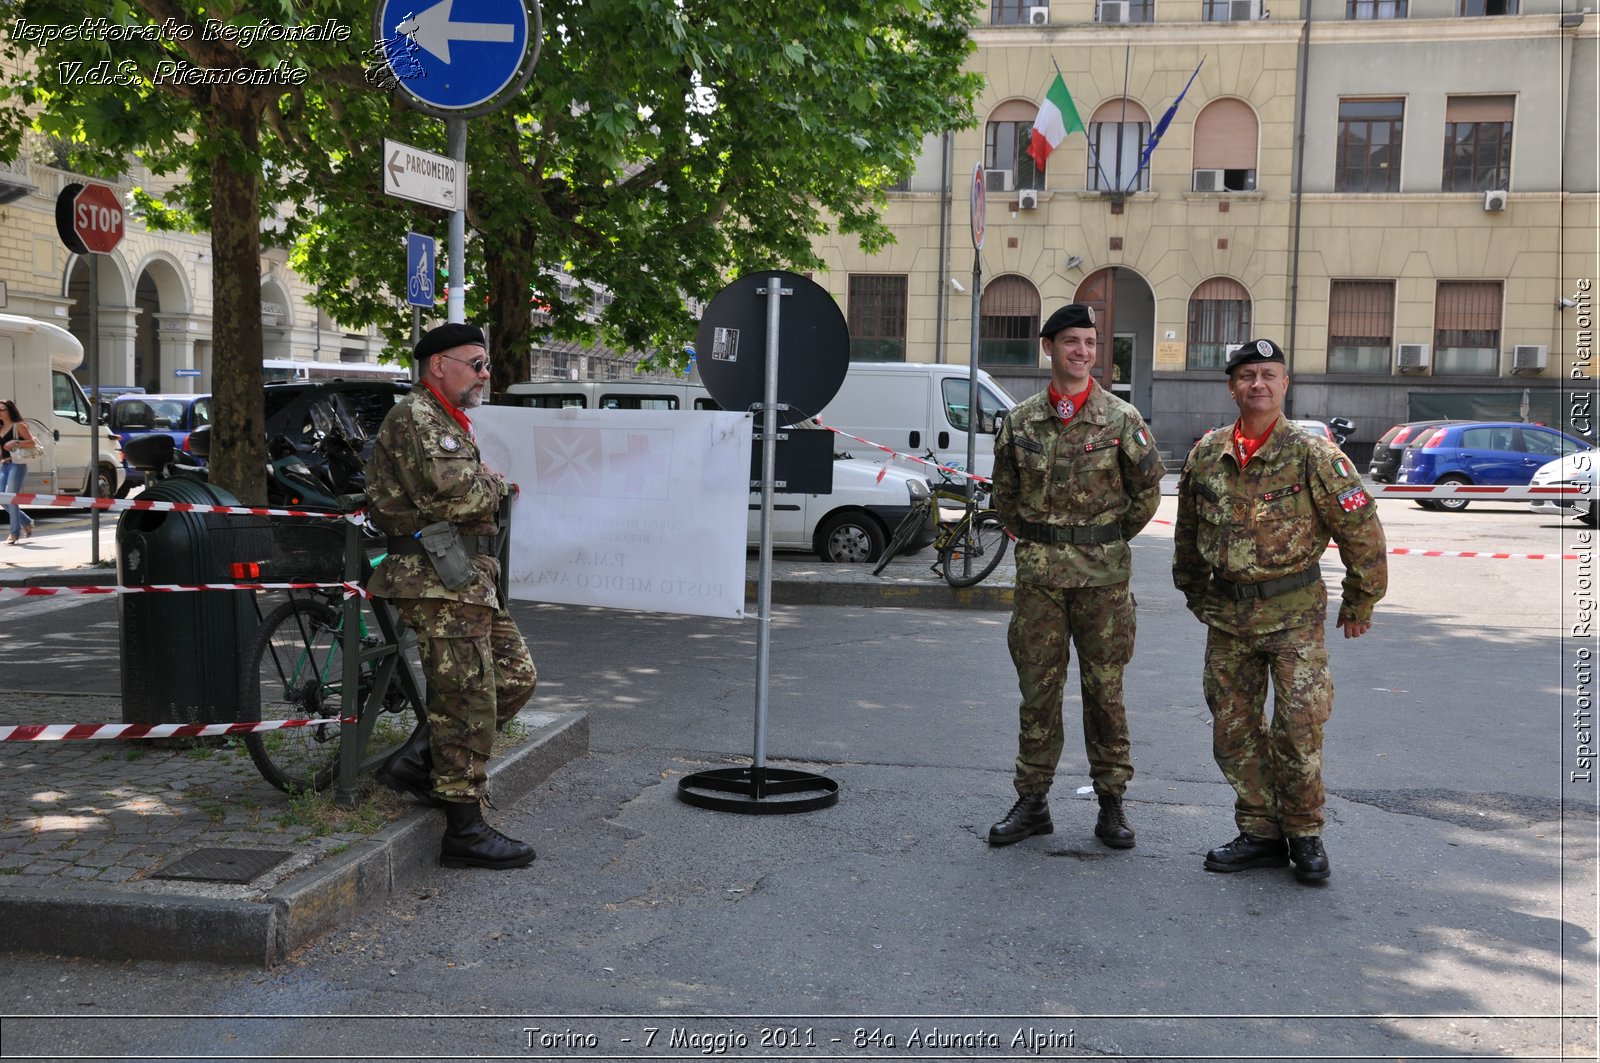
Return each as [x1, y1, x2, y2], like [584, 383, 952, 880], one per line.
[1099, 0, 1130, 22]
[1512, 343, 1549, 371]
[985, 168, 1014, 193]
[1396, 343, 1431, 370]
[1018, 188, 1039, 210]
[1484, 189, 1508, 212]
[1229, 0, 1262, 18]
[1028, 4, 1050, 24]
[1193, 168, 1226, 192]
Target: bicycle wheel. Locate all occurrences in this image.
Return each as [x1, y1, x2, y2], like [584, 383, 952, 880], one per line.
[938, 511, 1009, 588]
[239, 597, 354, 794]
[872, 500, 931, 576]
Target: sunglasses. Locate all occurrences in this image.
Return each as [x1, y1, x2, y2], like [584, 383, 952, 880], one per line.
[439, 353, 491, 373]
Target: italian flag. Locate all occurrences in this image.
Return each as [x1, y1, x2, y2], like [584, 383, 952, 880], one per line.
[1027, 73, 1086, 169]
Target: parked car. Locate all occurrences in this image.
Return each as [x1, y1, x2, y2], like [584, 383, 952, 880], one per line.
[1397, 421, 1591, 512]
[1368, 419, 1450, 484]
[1291, 419, 1336, 443]
[108, 392, 211, 493]
[1530, 448, 1598, 526]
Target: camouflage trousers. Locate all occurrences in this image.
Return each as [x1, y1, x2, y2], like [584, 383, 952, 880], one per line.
[1007, 580, 1136, 798]
[394, 597, 537, 802]
[1203, 623, 1332, 838]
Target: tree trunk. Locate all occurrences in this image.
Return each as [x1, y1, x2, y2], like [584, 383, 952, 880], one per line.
[205, 90, 267, 505]
[485, 241, 532, 403]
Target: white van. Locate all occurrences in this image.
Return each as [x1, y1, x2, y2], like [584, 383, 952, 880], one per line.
[504, 379, 934, 563]
[813, 362, 1016, 479]
[0, 314, 125, 498]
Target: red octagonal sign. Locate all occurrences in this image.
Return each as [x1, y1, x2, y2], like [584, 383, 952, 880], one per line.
[55, 182, 124, 255]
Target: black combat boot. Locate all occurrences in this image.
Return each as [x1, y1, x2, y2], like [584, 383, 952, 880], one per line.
[1093, 794, 1136, 849]
[374, 719, 439, 806]
[1203, 832, 1290, 872]
[440, 800, 536, 870]
[1287, 836, 1331, 882]
[987, 793, 1053, 846]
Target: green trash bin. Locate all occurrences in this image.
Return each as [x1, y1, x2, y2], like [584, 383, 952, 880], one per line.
[117, 476, 264, 726]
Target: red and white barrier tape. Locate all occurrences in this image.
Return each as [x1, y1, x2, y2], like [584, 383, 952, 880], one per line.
[0, 491, 366, 520]
[1366, 484, 1589, 501]
[813, 421, 992, 486]
[1385, 547, 1580, 560]
[0, 581, 369, 599]
[0, 717, 353, 742]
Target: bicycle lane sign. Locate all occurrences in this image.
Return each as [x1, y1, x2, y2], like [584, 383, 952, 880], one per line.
[407, 232, 436, 307]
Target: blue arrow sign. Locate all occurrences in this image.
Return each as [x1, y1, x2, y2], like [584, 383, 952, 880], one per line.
[377, 0, 531, 113]
[407, 232, 436, 307]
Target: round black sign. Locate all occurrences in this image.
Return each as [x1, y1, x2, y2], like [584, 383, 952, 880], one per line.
[695, 271, 849, 428]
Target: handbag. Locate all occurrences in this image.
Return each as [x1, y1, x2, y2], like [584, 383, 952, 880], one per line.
[10, 439, 42, 461]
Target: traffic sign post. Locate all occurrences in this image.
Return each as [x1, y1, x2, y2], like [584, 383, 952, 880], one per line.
[384, 140, 464, 210]
[964, 163, 986, 576]
[54, 181, 125, 564]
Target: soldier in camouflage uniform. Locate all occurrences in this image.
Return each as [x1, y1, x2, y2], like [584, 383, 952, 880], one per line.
[1173, 338, 1386, 883]
[988, 304, 1165, 849]
[366, 323, 539, 871]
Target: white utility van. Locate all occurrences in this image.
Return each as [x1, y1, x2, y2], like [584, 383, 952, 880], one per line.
[0, 314, 125, 498]
[504, 379, 935, 563]
[813, 362, 1017, 479]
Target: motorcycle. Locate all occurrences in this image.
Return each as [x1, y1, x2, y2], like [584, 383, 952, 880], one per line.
[1328, 417, 1355, 447]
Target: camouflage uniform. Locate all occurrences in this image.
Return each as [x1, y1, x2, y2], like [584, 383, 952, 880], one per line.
[992, 379, 1165, 798]
[366, 386, 537, 802]
[1173, 418, 1387, 837]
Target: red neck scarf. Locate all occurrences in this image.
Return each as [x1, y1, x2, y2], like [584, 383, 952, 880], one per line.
[423, 380, 476, 441]
[1046, 381, 1093, 423]
[1231, 417, 1277, 467]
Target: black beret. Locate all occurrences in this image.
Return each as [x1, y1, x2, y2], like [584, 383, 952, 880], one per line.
[1039, 303, 1097, 338]
[1224, 338, 1287, 374]
[414, 323, 486, 361]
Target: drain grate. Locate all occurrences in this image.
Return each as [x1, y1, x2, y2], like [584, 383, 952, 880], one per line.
[152, 847, 294, 884]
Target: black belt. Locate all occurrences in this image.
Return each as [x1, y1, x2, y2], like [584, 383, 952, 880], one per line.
[1012, 519, 1123, 546]
[1212, 567, 1321, 601]
[385, 533, 499, 557]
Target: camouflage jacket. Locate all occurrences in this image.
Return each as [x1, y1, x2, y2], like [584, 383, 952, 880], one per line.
[365, 386, 508, 607]
[992, 380, 1165, 588]
[1173, 417, 1387, 635]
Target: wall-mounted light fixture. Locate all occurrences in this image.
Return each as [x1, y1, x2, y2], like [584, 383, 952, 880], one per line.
[949, 278, 965, 293]
[1558, 296, 1579, 309]
[1065, 255, 1083, 270]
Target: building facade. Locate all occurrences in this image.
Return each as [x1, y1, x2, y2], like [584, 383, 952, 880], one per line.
[810, 0, 1598, 457]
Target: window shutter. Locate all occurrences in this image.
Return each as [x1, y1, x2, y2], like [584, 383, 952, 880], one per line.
[1435, 281, 1503, 331]
[1192, 99, 1258, 170]
[1445, 95, 1514, 123]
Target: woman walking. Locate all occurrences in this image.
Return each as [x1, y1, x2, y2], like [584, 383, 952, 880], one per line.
[0, 400, 38, 544]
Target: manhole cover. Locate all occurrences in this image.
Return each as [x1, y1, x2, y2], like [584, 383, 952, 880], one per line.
[152, 848, 293, 884]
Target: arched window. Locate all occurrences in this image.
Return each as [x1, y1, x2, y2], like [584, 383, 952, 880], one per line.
[985, 100, 1047, 193]
[1191, 99, 1259, 192]
[1187, 278, 1252, 370]
[1087, 100, 1151, 193]
[980, 275, 1042, 366]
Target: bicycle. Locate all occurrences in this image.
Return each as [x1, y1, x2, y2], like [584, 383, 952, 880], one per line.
[872, 465, 1010, 587]
[236, 502, 428, 804]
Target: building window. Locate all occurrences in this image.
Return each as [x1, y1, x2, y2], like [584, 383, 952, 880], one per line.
[1346, 0, 1407, 16]
[991, 0, 1031, 23]
[1192, 98, 1258, 191]
[1186, 278, 1252, 370]
[1433, 280, 1502, 375]
[1098, 0, 1154, 22]
[985, 100, 1047, 192]
[1327, 280, 1395, 373]
[979, 275, 1042, 366]
[1088, 99, 1151, 193]
[1203, 0, 1260, 19]
[1459, 0, 1517, 13]
[1336, 98, 1404, 193]
[848, 275, 908, 362]
[1443, 95, 1513, 192]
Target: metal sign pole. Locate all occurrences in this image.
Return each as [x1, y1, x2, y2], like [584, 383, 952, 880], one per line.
[446, 118, 467, 325]
[749, 276, 786, 795]
[89, 260, 101, 563]
[962, 163, 986, 580]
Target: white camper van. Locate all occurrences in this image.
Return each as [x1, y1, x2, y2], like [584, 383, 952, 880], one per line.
[504, 378, 935, 563]
[813, 362, 1016, 478]
[0, 314, 126, 499]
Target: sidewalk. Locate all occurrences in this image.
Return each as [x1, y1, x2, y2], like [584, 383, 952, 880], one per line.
[0, 513, 1015, 966]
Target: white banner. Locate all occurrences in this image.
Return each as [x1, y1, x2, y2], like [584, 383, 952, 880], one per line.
[470, 406, 752, 618]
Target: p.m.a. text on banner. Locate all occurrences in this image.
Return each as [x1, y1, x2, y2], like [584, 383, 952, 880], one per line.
[470, 406, 753, 619]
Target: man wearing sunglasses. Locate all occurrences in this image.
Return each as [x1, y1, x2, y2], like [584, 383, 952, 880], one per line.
[365, 322, 540, 870]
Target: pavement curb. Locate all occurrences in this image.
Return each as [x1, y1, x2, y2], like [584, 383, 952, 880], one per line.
[759, 578, 1013, 611]
[0, 711, 589, 967]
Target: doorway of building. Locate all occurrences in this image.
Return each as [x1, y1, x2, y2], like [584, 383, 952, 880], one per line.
[1074, 267, 1155, 420]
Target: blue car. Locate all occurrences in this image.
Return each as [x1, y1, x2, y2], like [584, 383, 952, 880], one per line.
[1397, 420, 1590, 511]
[108, 393, 211, 491]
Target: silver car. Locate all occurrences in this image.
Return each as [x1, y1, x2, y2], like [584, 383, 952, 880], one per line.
[1530, 448, 1598, 525]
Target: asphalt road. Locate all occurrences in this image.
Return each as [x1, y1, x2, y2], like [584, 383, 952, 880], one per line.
[0, 498, 1593, 1062]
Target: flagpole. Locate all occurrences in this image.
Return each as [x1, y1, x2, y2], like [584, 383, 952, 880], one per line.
[1052, 57, 1114, 196]
[1127, 58, 1205, 193]
[1117, 46, 1131, 194]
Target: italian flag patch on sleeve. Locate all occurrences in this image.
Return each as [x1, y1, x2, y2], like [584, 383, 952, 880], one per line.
[1333, 457, 1354, 479]
[1135, 427, 1149, 447]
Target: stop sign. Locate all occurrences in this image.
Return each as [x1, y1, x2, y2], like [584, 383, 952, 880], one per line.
[55, 182, 124, 255]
